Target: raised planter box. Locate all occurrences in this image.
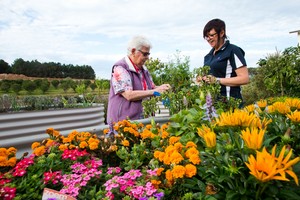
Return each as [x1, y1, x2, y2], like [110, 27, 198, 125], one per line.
[0, 104, 106, 157]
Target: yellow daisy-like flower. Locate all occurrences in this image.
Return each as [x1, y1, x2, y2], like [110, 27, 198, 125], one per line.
[245, 148, 287, 183]
[171, 165, 186, 179]
[215, 109, 259, 127]
[287, 111, 300, 123]
[285, 97, 300, 110]
[269, 102, 291, 114]
[203, 131, 216, 148]
[241, 127, 265, 150]
[121, 139, 130, 147]
[256, 99, 268, 108]
[272, 145, 300, 185]
[185, 164, 197, 178]
[197, 124, 211, 137]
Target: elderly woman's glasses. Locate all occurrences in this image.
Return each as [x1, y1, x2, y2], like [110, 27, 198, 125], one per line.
[138, 50, 150, 57]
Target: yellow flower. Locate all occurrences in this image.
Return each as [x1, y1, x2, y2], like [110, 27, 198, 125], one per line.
[241, 127, 265, 150]
[272, 145, 300, 185]
[269, 102, 291, 114]
[256, 99, 268, 108]
[287, 111, 300, 123]
[121, 139, 130, 147]
[161, 131, 169, 139]
[185, 164, 197, 178]
[203, 131, 216, 148]
[197, 124, 211, 137]
[215, 110, 259, 127]
[285, 97, 300, 110]
[245, 148, 287, 183]
[89, 142, 99, 150]
[103, 128, 109, 135]
[171, 165, 186, 179]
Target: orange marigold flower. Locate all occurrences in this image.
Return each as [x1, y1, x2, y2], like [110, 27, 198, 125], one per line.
[59, 144, 68, 151]
[189, 154, 201, 165]
[174, 142, 183, 152]
[171, 165, 186, 179]
[33, 146, 46, 156]
[7, 147, 17, 155]
[206, 183, 217, 195]
[0, 148, 8, 156]
[161, 131, 169, 139]
[170, 151, 184, 164]
[69, 144, 76, 149]
[62, 137, 71, 143]
[165, 169, 173, 182]
[6, 157, 17, 167]
[185, 164, 197, 178]
[45, 139, 54, 147]
[154, 151, 161, 159]
[122, 139, 130, 147]
[186, 141, 197, 148]
[151, 179, 161, 189]
[146, 124, 152, 129]
[185, 147, 199, 158]
[110, 145, 118, 151]
[89, 142, 99, 150]
[103, 128, 110, 135]
[31, 142, 40, 150]
[79, 141, 88, 149]
[158, 152, 166, 162]
[156, 168, 164, 176]
[169, 136, 180, 145]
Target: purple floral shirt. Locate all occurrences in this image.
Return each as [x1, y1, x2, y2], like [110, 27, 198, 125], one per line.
[112, 65, 155, 95]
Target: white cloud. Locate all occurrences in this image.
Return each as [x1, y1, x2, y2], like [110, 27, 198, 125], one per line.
[0, 0, 299, 79]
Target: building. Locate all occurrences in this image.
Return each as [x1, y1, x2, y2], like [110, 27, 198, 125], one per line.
[289, 30, 300, 45]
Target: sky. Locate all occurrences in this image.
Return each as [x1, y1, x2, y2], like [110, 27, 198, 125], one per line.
[1, 0, 299, 80]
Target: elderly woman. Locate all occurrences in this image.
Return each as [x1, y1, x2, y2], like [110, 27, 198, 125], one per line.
[106, 35, 171, 125]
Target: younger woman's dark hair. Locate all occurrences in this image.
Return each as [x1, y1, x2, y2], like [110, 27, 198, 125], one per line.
[203, 18, 227, 39]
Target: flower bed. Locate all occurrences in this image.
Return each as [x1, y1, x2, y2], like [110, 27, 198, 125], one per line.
[1, 97, 300, 199]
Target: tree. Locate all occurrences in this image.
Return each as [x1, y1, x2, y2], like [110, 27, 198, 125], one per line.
[22, 80, 37, 94]
[0, 59, 11, 73]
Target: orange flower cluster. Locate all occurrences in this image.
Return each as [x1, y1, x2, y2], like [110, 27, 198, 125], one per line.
[245, 145, 300, 185]
[154, 140, 200, 186]
[0, 147, 17, 167]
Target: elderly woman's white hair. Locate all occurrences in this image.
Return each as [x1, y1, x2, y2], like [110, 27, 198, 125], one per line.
[127, 35, 152, 55]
